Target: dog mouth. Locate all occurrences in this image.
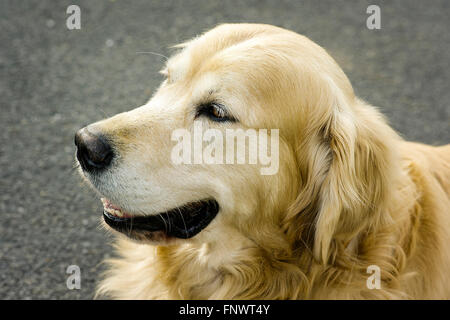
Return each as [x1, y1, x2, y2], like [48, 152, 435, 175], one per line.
[101, 198, 219, 240]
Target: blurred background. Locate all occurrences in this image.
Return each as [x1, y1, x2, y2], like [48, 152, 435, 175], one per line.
[0, 0, 449, 299]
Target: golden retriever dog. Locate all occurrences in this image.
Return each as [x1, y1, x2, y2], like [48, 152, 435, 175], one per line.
[75, 23, 450, 299]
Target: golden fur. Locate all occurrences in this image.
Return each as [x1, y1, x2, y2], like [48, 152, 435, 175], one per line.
[85, 24, 450, 299]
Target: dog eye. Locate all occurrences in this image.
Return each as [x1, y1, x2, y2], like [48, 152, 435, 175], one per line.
[196, 103, 236, 122]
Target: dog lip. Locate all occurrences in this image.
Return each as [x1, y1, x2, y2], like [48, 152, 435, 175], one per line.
[102, 199, 219, 239]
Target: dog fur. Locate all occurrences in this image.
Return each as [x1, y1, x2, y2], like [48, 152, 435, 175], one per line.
[80, 24, 450, 299]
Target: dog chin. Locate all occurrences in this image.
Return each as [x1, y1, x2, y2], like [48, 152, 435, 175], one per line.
[103, 222, 183, 246]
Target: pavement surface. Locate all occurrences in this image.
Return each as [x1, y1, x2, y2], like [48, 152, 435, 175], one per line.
[0, 0, 449, 299]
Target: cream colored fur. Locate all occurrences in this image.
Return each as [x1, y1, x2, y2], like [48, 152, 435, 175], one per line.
[86, 24, 450, 299]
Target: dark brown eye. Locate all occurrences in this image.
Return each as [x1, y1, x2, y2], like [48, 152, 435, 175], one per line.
[196, 103, 236, 122]
[210, 104, 225, 119]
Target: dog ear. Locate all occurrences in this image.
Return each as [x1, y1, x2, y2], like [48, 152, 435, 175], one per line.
[311, 78, 397, 263]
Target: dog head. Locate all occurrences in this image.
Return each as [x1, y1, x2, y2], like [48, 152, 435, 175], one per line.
[76, 24, 397, 262]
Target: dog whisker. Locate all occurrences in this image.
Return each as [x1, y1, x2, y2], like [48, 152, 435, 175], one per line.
[135, 51, 169, 61]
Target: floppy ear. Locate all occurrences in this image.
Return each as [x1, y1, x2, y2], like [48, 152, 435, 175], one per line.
[311, 78, 397, 263]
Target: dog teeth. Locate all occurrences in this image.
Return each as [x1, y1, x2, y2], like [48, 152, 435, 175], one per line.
[107, 208, 124, 217]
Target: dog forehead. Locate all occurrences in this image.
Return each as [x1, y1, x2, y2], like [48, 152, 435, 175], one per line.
[166, 24, 287, 83]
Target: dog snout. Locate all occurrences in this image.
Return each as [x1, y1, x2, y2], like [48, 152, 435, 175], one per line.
[75, 127, 114, 172]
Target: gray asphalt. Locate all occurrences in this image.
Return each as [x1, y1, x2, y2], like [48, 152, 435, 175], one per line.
[0, 0, 449, 299]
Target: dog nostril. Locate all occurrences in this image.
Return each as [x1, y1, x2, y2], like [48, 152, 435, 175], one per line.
[75, 128, 114, 171]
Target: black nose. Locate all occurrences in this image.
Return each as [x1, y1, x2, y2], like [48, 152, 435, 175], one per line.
[74, 128, 114, 171]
